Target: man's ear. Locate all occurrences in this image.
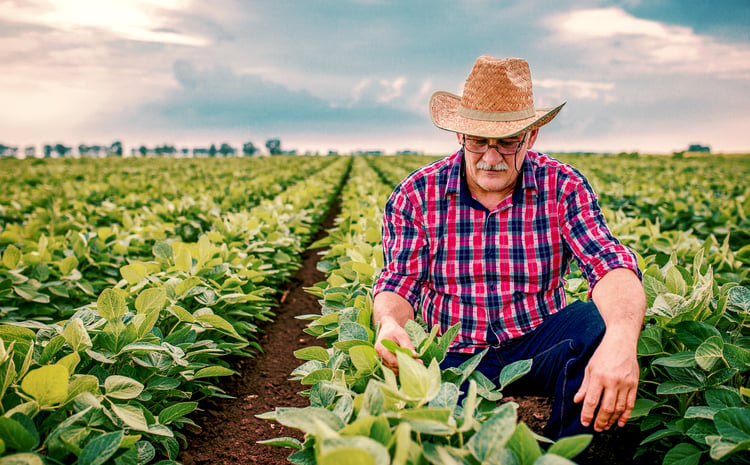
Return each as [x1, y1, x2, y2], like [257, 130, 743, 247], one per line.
[526, 129, 540, 149]
[456, 132, 463, 144]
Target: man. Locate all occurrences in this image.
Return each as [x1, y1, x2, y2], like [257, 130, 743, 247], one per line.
[372, 55, 646, 440]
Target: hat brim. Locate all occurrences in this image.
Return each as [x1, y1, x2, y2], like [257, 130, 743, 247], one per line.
[429, 91, 566, 139]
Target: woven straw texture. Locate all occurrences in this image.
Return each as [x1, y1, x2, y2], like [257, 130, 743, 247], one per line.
[430, 56, 565, 138]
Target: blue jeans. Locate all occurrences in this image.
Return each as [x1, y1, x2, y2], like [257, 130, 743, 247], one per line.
[440, 300, 605, 440]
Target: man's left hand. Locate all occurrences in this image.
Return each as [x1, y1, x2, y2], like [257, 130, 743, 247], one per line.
[573, 333, 640, 431]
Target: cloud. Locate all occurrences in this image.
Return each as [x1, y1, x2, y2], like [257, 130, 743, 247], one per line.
[546, 7, 750, 78]
[0, 0, 209, 46]
[90, 61, 426, 136]
[535, 79, 616, 103]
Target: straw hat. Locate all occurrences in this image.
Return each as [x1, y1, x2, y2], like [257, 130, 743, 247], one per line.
[430, 55, 565, 139]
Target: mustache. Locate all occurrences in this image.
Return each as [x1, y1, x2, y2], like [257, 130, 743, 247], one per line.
[476, 160, 509, 171]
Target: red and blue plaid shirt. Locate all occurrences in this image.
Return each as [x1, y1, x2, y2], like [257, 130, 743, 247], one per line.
[373, 150, 641, 354]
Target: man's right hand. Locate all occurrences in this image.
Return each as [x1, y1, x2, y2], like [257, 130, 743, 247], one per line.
[374, 317, 417, 375]
[373, 291, 419, 376]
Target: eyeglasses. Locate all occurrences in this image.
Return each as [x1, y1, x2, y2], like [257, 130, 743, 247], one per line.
[462, 134, 527, 155]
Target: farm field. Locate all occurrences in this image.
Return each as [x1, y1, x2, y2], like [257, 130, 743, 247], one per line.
[0, 153, 748, 465]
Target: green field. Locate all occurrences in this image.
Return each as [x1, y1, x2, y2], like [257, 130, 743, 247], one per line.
[0, 153, 748, 464]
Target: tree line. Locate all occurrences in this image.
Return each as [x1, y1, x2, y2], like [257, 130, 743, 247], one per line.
[0, 139, 290, 158]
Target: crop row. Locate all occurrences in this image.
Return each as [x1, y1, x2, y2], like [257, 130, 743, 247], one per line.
[264, 154, 750, 465]
[0, 156, 351, 464]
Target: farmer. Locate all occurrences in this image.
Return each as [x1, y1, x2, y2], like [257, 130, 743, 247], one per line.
[372, 55, 646, 440]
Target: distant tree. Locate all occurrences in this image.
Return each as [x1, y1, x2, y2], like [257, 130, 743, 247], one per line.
[243, 141, 258, 156]
[78, 144, 89, 157]
[219, 143, 235, 157]
[266, 138, 281, 155]
[43, 145, 53, 158]
[181, 147, 190, 157]
[139, 145, 148, 157]
[54, 143, 72, 157]
[110, 140, 123, 156]
[24, 146, 36, 158]
[209, 144, 217, 157]
[688, 144, 710, 153]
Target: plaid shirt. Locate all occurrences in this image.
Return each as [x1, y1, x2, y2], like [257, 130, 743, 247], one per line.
[373, 149, 641, 353]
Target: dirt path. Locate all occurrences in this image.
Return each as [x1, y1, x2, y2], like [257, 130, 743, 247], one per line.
[177, 202, 337, 465]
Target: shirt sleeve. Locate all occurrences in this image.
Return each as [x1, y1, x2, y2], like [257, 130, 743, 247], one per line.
[558, 174, 641, 298]
[372, 183, 430, 311]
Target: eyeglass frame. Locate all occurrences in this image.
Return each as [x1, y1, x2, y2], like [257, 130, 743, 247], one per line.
[461, 133, 528, 156]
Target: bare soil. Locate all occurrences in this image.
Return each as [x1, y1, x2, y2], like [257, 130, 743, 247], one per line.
[177, 199, 649, 465]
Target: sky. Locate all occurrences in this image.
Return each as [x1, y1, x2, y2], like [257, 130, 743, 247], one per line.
[2, 0, 749, 155]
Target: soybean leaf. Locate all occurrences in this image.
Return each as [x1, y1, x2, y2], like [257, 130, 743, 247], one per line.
[21, 365, 68, 406]
[158, 402, 198, 425]
[78, 430, 124, 465]
[104, 376, 144, 400]
[467, 402, 517, 461]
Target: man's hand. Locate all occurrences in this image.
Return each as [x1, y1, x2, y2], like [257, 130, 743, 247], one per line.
[574, 334, 640, 431]
[580, 267, 646, 432]
[374, 317, 417, 375]
[373, 291, 419, 376]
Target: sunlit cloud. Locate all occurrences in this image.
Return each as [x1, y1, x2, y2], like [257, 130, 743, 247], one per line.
[547, 7, 750, 78]
[1, 0, 209, 46]
[535, 79, 616, 103]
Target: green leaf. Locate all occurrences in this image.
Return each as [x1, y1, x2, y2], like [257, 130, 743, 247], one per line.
[319, 437, 389, 465]
[637, 326, 664, 356]
[467, 402, 517, 461]
[653, 351, 698, 368]
[135, 288, 167, 314]
[195, 314, 246, 341]
[152, 242, 173, 260]
[293, 346, 329, 363]
[674, 321, 721, 351]
[193, 366, 236, 379]
[110, 403, 149, 431]
[498, 358, 532, 390]
[507, 422, 542, 464]
[0, 417, 37, 451]
[275, 407, 344, 434]
[59, 255, 79, 276]
[97, 288, 128, 321]
[695, 336, 724, 371]
[0, 453, 45, 465]
[397, 352, 441, 403]
[2, 245, 21, 269]
[547, 434, 592, 459]
[662, 443, 702, 465]
[256, 437, 303, 449]
[104, 376, 144, 400]
[319, 448, 376, 465]
[155, 402, 198, 425]
[21, 365, 69, 406]
[714, 407, 750, 443]
[121, 262, 148, 285]
[78, 430, 123, 465]
[349, 345, 379, 374]
[63, 318, 93, 352]
[726, 286, 750, 314]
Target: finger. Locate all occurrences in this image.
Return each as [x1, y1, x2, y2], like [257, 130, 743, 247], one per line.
[594, 385, 619, 431]
[574, 373, 590, 405]
[579, 383, 602, 429]
[618, 387, 638, 427]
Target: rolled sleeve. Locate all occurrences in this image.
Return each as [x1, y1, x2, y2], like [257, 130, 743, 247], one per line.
[560, 181, 641, 298]
[372, 184, 429, 311]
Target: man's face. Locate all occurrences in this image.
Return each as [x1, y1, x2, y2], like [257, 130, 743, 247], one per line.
[458, 129, 537, 200]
